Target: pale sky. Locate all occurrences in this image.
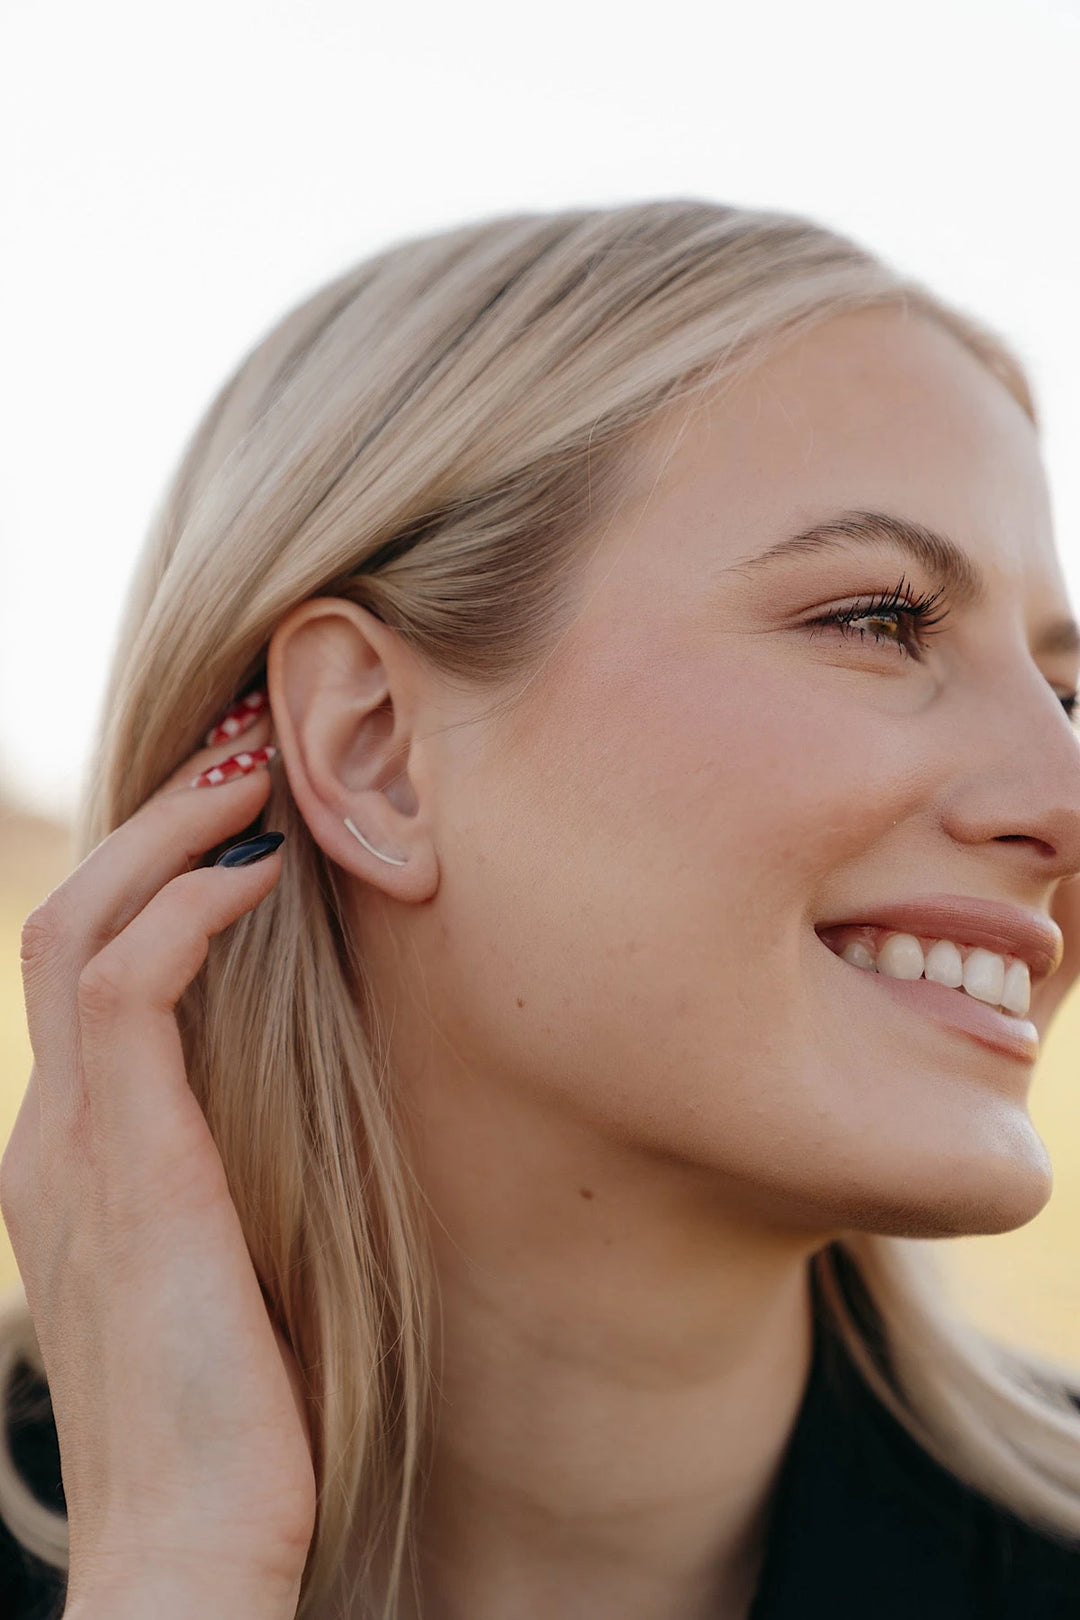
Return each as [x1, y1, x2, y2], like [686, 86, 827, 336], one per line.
[3, 0, 1079, 820]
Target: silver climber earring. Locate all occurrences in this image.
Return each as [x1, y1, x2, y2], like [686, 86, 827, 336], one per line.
[343, 816, 408, 866]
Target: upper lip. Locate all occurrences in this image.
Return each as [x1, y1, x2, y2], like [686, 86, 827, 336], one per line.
[815, 894, 1063, 982]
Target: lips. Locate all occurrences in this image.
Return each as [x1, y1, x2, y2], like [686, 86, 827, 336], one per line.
[812, 893, 1057, 1067]
[813, 894, 1062, 984]
[838, 963, 1041, 1064]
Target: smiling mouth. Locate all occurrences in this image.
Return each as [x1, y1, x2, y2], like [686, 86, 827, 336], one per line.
[816, 925, 1040, 1064]
[816, 924, 1031, 1018]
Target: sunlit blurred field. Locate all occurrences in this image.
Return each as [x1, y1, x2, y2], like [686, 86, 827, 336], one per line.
[1, 797, 1078, 1370]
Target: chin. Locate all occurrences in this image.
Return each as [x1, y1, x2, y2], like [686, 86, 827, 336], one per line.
[745, 1119, 1056, 1241]
[843, 1150, 1054, 1240]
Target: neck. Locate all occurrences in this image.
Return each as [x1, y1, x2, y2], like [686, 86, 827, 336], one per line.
[387, 1080, 823, 1620]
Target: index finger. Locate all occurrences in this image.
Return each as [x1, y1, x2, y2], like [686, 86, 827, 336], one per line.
[20, 754, 279, 1083]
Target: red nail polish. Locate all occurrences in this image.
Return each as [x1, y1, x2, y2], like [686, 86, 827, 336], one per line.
[204, 689, 268, 748]
[190, 744, 277, 789]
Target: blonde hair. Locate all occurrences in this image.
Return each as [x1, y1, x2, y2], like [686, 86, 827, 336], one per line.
[3, 198, 1080, 1617]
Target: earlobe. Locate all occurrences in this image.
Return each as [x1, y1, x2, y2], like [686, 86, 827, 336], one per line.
[265, 596, 440, 901]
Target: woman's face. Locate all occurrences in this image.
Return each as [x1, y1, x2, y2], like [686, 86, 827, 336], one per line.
[360, 306, 1080, 1241]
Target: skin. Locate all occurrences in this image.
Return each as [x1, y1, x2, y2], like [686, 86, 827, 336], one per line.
[264, 306, 1080, 1619]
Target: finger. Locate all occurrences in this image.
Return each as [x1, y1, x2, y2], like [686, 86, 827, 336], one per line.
[20, 762, 278, 1083]
[156, 709, 274, 799]
[75, 851, 284, 1139]
[202, 687, 270, 751]
[188, 743, 277, 793]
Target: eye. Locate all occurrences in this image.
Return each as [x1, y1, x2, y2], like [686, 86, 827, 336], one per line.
[805, 578, 950, 663]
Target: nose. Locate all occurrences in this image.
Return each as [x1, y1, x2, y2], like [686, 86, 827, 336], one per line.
[939, 662, 1080, 886]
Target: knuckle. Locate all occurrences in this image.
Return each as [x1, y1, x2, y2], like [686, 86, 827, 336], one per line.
[0, 1142, 34, 1234]
[20, 899, 71, 966]
[165, 872, 220, 955]
[0, 1157, 21, 1233]
[169, 869, 215, 921]
[77, 955, 134, 1018]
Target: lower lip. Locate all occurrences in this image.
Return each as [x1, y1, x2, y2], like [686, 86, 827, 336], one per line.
[831, 956, 1040, 1064]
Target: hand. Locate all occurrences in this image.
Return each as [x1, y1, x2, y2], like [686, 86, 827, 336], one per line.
[3, 696, 316, 1618]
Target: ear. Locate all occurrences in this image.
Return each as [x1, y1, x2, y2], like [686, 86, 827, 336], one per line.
[265, 597, 440, 903]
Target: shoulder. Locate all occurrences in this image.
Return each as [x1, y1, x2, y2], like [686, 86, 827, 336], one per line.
[829, 1342, 1080, 1618]
[968, 1387, 1080, 1618]
[753, 1322, 1080, 1620]
[0, 1358, 67, 1620]
[984, 1502, 1080, 1618]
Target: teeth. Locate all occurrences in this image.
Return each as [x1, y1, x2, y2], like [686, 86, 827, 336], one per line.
[962, 947, 1006, 1006]
[1001, 959, 1031, 1017]
[877, 933, 925, 980]
[826, 928, 1031, 1017]
[923, 938, 964, 989]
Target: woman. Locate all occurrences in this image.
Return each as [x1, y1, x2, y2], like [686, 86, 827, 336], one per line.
[1, 199, 1080, 1620]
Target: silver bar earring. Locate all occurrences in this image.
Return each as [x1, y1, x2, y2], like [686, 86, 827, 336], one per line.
[343, 815, 408, 866]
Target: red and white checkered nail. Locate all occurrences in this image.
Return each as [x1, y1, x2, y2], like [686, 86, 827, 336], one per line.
[190, 744, 277, 789]
[204, 689, 268, 748]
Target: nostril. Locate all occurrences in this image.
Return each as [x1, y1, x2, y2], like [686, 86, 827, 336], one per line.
[995, 834, 1057, 858]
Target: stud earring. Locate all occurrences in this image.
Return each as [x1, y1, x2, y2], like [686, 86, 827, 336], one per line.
[343, 816, 408, 866]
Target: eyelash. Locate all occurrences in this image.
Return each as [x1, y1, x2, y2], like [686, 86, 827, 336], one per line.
[807, 576, 1080, 722]
[807, 575, 950, 662]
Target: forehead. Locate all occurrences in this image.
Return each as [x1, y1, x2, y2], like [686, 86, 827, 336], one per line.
[612, 306, 1061, 595]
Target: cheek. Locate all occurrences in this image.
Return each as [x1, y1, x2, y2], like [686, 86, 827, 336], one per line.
[466, 633, 933, 1024]
[448, 643, 914, 1073]
[425, 639, 1049, 1234]
[583, 643, 917, 916]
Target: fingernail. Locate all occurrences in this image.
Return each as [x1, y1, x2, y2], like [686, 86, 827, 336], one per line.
[204, 688, 268, 748]
[214, 832, 285, 867]
[190, 745, 277, 789]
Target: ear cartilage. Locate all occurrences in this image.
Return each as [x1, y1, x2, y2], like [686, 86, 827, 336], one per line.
[343, 816, 408, 866]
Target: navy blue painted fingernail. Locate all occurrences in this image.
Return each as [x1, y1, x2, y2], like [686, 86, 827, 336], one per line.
[213, 832, 285, 867]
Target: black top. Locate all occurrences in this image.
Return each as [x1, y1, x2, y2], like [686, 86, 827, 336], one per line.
[2, 1308, 1079, 1619]
[748, 1311, 1080, 1619]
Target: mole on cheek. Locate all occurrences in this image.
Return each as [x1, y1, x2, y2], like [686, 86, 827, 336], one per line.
[579, 1188, 595, 1200]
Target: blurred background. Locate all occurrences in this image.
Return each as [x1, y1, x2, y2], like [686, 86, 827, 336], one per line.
[2, 0, 1079, 1362]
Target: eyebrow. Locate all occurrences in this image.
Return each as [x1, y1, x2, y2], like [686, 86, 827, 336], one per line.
[729, 508, 1080, 658]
